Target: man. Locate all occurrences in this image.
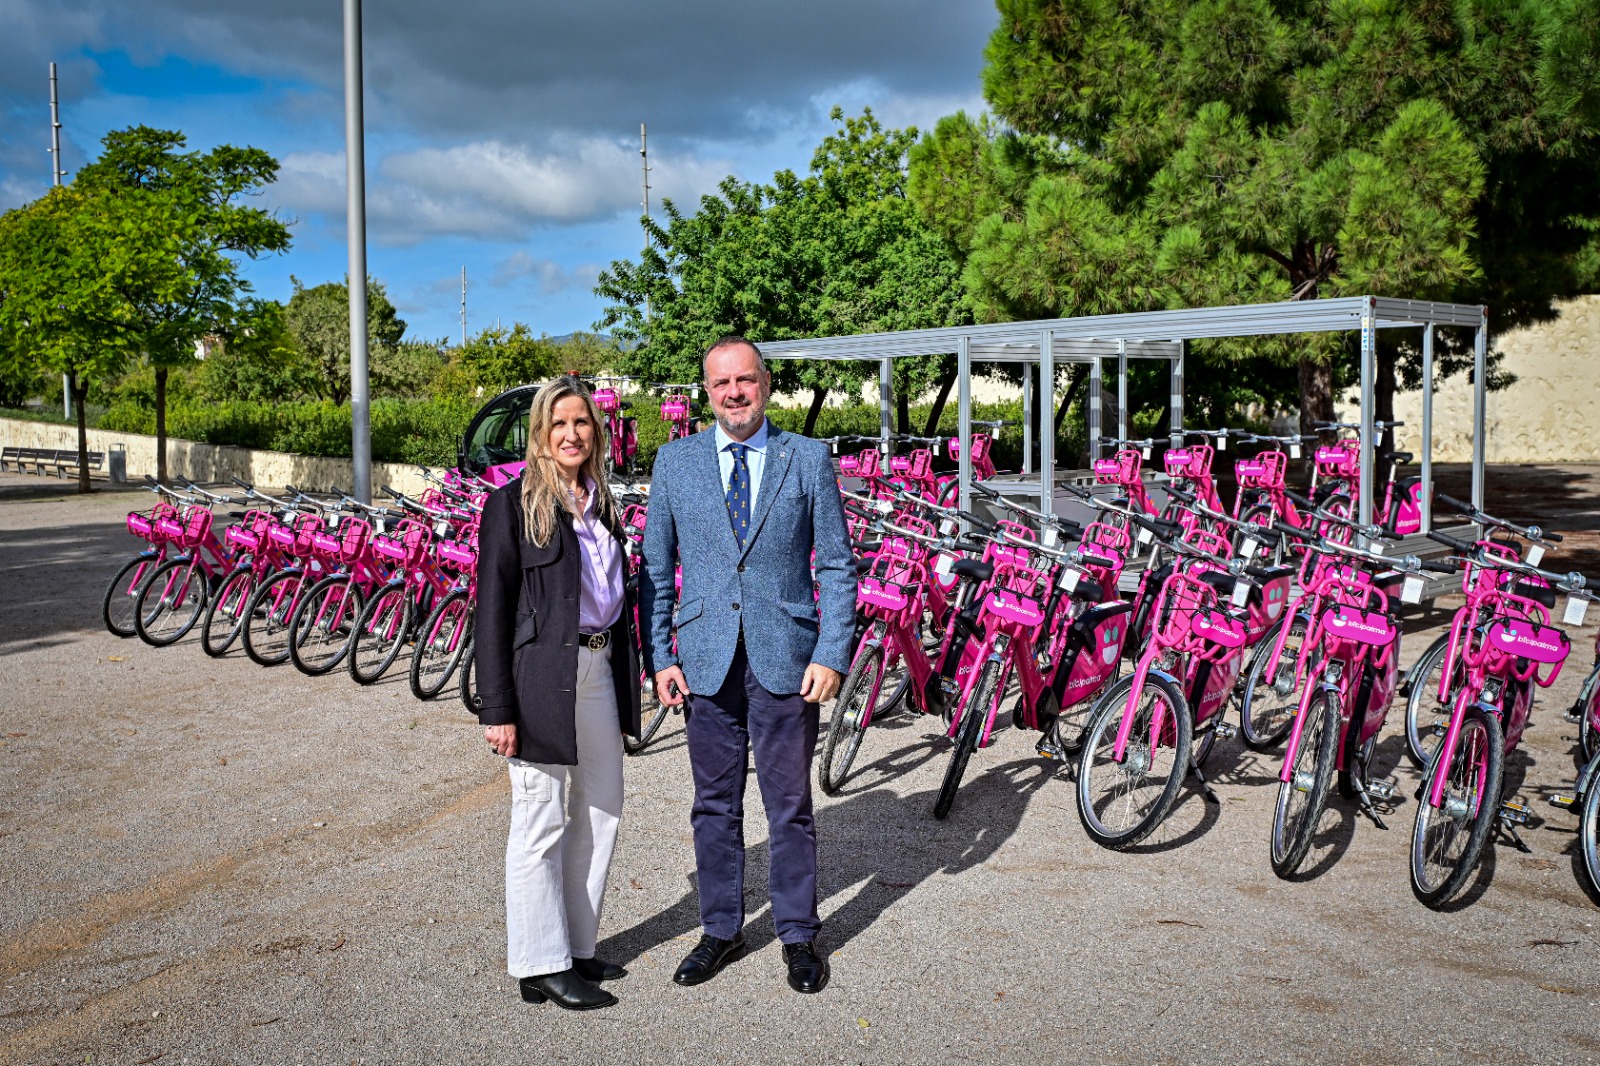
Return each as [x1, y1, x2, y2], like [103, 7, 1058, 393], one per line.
[640, 336, 856, 995]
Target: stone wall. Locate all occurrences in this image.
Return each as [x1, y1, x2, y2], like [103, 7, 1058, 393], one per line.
[0, 417, 430, 495]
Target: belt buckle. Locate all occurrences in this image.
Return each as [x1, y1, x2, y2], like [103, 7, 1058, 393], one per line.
[585, 632, 607, 651]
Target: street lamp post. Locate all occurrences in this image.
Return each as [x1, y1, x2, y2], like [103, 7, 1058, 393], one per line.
[344, 0, 372, 503]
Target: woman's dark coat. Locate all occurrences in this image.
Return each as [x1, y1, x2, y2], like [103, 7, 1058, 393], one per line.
[473, 480, 642, 763]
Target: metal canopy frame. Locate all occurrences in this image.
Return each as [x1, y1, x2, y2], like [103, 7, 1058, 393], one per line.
[762, 295, 1488, 527]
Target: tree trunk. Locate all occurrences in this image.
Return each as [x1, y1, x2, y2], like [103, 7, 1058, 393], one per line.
[922, 361, 956, 437]
[1375, 340, 1397, 453]
[155, 366, 169, 486]
[72, 375, 92, 495]
[1297, 357, 1334, 436]
[1055, 365, 1088, 437]
[803, 386, 828, 437]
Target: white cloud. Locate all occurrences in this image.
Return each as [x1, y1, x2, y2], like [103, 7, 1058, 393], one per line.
[489, 251, 601, 294]
[269, 137, 730, 246]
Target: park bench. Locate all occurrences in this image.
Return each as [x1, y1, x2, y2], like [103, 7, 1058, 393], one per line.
[0, 446, 105, 478]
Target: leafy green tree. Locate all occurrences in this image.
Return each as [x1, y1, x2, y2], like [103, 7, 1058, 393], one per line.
[911, 0, 1600, 433]
[0, 186, 135, 491]
[595, 108, 971, 435]
[285, 276, 407, 405]
[194, 300, 318, 403]
[53, 126, 293, 482]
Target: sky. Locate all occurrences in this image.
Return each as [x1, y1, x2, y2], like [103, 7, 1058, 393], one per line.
[0, 0, 996, 342]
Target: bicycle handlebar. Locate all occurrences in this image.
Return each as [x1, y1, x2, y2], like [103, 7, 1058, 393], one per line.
[1435, 492, 1562, 545]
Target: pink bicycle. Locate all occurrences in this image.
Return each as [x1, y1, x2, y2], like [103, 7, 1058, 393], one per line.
[285, 496, 387, 675]
[104, 480, 188, 637]
[650, 383, 700, 442]
[588, 376, 639, 474]
[131, 481, 244, 647]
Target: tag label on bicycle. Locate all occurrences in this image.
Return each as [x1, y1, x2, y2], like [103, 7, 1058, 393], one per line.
[939, 519, 957, 537]
[1289, 441, 1302, 459]
[1217, 434, 1226, 452]
[875, 499, 893, 515]
[830, 442, 839, 456]
[1137, 527, 1153, 547]
[933, 441, 942, 457]
[1528, 544, 1545, 567]
[1231, 579, 1250, 607]
[1401, 574, 1424, 604]
[1241, 536, 1258, 560]
[934, 553, 954, 578]
[1043, 526, 1060, 549]
[1141, 446, 1151, 460]
[1058, 566, 1080, 593]
[1564, 595, 1588, 627]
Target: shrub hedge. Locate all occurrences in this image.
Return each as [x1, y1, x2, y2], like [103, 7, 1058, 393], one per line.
[94, 393, 1043, 474]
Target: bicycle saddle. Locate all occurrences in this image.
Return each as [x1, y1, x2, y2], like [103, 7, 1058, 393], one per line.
[951, 558, 994, 583]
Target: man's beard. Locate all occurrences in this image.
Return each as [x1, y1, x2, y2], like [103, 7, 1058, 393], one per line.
[716, 398, 765, 437]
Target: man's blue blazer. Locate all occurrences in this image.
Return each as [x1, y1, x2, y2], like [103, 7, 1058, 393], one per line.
[639, 422, 857, 697]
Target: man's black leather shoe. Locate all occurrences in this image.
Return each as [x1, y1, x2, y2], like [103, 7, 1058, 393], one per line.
[519, 968, 617, 1010]
[672, 933, 746, 986]
[573, 956, 628, 982]
[783, 941, 829, 994]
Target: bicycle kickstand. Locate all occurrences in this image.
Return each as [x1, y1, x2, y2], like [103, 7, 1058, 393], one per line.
[1498, 801, 1534, 853]
[1189, 760, 1220, 804]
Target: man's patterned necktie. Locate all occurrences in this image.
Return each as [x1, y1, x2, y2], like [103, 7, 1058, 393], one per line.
[725, 443, 751, 548]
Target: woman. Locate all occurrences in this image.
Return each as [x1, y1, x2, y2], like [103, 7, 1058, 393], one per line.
[474, 375, 642, 1011]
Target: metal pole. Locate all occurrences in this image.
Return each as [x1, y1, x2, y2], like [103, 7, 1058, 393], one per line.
[50, 63, 70, 420]
[1088, 356, 1103, 461]
[641, 122, 651, 324]
[1116, 339, 1128, 442]
[957, 337, 972, 517]
[1471, 309, 1488, 511]
[1357, 297, 1376, 526]
[344, 0, 371, 503]
[878, 358, 892, 454]
[1170, 341, 1185, 446]
[460, 266, 467, 346]
[1040, 330, 1054, 518]
[1420, 325, 1434, 530]
[1021, 368, 1033, 475]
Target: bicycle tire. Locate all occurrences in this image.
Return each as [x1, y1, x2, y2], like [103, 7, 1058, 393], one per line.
[288, 574, 365, 676]
[820, 642, 884, 794]
[242, 569, 304, 667]
[201, 566, 257, 658]
[1402, 635, 1453, 769]
[625, 681, 672, 755]
[104, 554, 162, 638]
[133, 558, 209, 647]
[349, 585, 413, 684]
[1269, 689, 1340, 878]
[409, 590, 473, 700]
[1580, 758, 1600, 901]
[1238, 614, 1308, 750]
[933, 658, 997, 820]
[1076, 672, 1192, 849]
[1410, 704, 1503, 908]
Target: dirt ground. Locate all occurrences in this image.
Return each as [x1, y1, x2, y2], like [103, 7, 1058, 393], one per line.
[1, 465, 1598, 1066]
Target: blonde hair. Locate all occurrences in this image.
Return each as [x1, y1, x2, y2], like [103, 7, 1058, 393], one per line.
[520, 376, 618, 546]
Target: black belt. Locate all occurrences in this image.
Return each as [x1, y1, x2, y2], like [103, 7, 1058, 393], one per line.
[579, 630, 611, 651]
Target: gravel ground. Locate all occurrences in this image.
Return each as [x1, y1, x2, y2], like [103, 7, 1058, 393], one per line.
[2, 467, 1599, 1066]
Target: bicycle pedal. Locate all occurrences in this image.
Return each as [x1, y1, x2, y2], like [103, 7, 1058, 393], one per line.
[1498, 801, 1532, 826]
[1546, 793, 1576, 809]
[1366, 778, 1398, 801]
[1035, 739, 1065, 762]
[1563, 707, 1583, 724]
[1431, 722, 1448, 737]
[1211, 721, 1238, 741]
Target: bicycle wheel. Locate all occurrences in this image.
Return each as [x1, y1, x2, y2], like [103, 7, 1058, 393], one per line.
[1076, 672, 1192, 849]
[242, 570, 303, 667]
[933, 658, 998, 820]
[458, 635, 477, 712]
[1239, 614, 1309, 750]
[409, 590, 473, 700]
[1403, 635, 1453, 769]
[1580, 679, 1599, 765]
[349, 585, 413, 684]
[200, 567, 256, 658]
[103, 554, 158, 638]
[133, 558, 208, 647]
[1580, 760, 1600, 901]
[288, 574, 365, 676]
[820, 642, 885, 794]
[1269, 690, 1340, 878]
[1410, 704, 1503, 908]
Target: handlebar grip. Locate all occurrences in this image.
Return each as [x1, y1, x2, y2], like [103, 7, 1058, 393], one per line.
[953, 540, 988, 555]
[1436, 493, 1471, 513]
[1283, 488, 1316, 510]
[1427, 530, 1473, 552]
[381, 484, 398, 497]
[959, 511, 997, 533]
[1166, 485, 1196, 502]
[1376, 528, 1404, 542]
[1421, 559, 1460, 574]
[1544, 532, 1564, 543]
[1272, 521, 1308, 540]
